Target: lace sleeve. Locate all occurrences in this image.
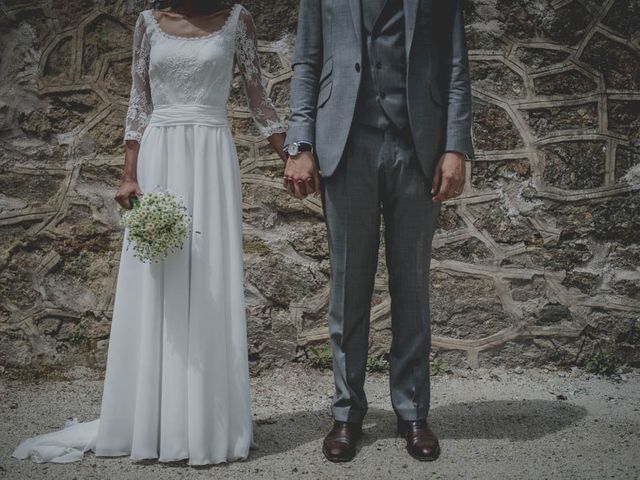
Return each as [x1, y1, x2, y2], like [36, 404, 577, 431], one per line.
[235, 7, 285, 138]
[124, 12, 152, 143]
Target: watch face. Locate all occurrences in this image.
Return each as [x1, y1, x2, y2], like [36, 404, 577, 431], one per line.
[289, 143, 299, 156]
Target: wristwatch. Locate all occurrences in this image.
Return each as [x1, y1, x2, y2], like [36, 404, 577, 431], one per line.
[286, 142, 314, 157]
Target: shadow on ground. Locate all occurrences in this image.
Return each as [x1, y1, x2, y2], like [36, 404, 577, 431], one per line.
[246, 399, 588, 461]
[128, 399, 587, 469]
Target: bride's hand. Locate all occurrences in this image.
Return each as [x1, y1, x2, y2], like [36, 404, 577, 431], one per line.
[115, 179, 143, 210]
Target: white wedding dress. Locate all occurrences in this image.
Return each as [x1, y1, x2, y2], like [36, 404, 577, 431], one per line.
[13, 4, 284, 465]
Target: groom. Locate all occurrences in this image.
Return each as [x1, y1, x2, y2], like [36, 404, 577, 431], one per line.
[283, 0, 473, 462]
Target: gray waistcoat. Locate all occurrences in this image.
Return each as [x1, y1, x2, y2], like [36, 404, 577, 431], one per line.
[355, 0, 409, 130]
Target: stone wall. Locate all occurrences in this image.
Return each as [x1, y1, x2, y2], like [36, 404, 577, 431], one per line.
[0, 0, 638, 371]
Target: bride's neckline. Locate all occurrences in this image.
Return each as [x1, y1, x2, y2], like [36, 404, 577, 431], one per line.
[149, 4, 238, 41]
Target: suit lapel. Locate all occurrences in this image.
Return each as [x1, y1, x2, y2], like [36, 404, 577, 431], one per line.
[348, 0, 362, 44]
[404, 0, 420, 62]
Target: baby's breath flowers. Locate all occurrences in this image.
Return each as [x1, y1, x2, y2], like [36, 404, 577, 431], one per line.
[121, 191, 192, 263]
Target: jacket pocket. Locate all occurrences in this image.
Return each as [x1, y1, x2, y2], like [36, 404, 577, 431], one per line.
[318, 81, 333, 108]
[319, 56, 333, 87]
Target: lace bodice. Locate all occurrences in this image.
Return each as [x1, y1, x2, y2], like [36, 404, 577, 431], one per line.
[124, 4, 285, 142]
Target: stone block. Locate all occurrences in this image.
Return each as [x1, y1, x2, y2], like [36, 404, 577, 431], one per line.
[542, 141, 606, 190]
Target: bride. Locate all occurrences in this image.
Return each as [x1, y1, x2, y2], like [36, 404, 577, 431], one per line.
[13, 0, 286, 465]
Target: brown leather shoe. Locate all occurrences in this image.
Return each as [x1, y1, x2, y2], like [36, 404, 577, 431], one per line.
[322, 421, 362, 462]
[397, 419, 440, 461]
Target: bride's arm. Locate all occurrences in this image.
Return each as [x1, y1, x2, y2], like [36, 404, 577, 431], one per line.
[116, 12, 152, 210]
[235, 7, 287, 163]
[267, 130, 287, 163]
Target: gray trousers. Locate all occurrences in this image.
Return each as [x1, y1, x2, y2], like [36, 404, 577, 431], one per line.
[322, 122, 440, 423]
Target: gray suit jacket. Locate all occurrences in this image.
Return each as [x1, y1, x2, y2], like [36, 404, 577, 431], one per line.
[285, 0, 474, 178]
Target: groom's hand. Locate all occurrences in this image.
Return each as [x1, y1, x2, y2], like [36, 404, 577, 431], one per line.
[431, 152, 466, 202]
[283, 152, 321, 199]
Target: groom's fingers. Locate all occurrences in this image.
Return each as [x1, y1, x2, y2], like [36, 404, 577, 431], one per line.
[313, 171, 321, 196]
[293, 180, 305, 198]
[431, 167, 442, 196]
[433, 174, 452, 202]
[303, 178, 313, 196]
[288, 180, 297, 196]
[284, 171, 323, 198]
[302, 177, 313, 195]
[298, 180, 308, 197]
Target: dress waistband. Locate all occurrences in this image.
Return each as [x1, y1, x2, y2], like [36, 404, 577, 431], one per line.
[148, 104, 228, 127]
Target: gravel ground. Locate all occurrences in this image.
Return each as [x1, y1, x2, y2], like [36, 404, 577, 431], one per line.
[1, 365, 639, 480]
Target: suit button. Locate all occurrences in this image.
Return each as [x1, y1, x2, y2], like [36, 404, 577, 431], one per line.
[355, 62, 361, 72]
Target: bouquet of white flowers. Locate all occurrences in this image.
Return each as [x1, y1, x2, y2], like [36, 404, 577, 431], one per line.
[121, 191, 192, 263]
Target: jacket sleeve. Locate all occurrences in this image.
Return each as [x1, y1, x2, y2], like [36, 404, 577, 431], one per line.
[285, 0, 323, 147]
[443, 0, 474, 159]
